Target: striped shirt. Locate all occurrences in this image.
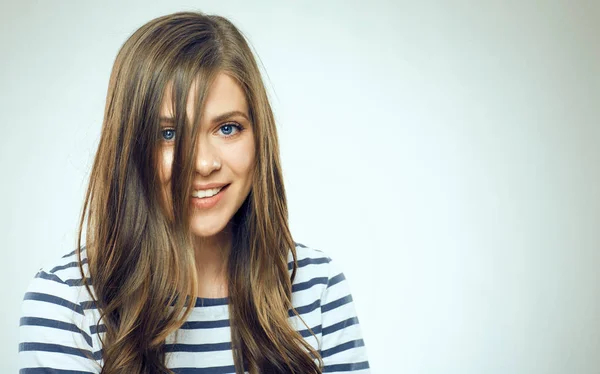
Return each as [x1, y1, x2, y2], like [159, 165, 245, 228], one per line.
[19, 243, 370, 373]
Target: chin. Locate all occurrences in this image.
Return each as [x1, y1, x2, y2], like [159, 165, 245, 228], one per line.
[189, 214, 230, 238]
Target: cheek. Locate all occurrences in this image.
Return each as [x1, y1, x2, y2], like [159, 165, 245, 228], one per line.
[159, 148, 174, 184]
[158, 148, 174, 218]
[230, 138, 255, 178]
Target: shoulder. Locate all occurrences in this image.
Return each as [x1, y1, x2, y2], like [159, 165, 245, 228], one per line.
[30, 247, 90, 287]
[290, 241, 339, 282]
[290, 242, 360, 316]
[19, 248, 101, 371]
[291, 243, 370, 371]
[21, 247, 92, 317]
[289, 242, 350, 301]
[291, 242, 333, 270]
[40, 247, 89, 280]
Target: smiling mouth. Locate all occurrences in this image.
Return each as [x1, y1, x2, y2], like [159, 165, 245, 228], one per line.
[189, 184, 230, 209]
[191, 186, 225, 198]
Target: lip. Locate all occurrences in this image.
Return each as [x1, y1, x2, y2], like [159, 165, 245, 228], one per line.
[192, 182, 229, 190]
[190, 184, 229, 210]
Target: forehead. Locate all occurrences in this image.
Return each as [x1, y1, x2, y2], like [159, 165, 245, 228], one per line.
[160, 72, 249, 120]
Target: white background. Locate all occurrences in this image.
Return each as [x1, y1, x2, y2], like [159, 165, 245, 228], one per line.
[1, 0, 599, 373]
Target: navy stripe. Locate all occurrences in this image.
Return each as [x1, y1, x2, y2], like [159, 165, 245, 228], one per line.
[19, 342, 102, 361]
[80, 301, 97, 310]
[35, 271, 90, 287]
[35, 271, 66, 285]
[181, 319, 230, 329]
[165, 342, 231, 353]
[50, 258, 88, 273]
[19, 342, 92, 359]
[194, 297, 228, 307]
[322, 294, 353, 313]
[323, 361, 370, 372]
[297, 256, 330, 268]
[23, 292, 84, 315]
[292, 277, 328, 293]
[89, 324, 106, 334]
[321, 339, 365, 358]
[327, 273, 346, 289]
[61, 249, 78, 258]
[323, 317, 359, 336]
[172, 366, 237, 374]
[290, 299, 321, 317]
[298, 324, 322, 338]
[19, 343, 102, 361]
[63, 277, 90, 287]
[20, 368, 96, 374]
[20, 317, 92, 347]
[91, 319, 320, 336]
[81, 297, 228, 311]
[294, 242, 307, 248]
[288, 256, 331, 271]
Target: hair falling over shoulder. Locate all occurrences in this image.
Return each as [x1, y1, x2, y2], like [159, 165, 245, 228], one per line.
[75, 11, 322, 374]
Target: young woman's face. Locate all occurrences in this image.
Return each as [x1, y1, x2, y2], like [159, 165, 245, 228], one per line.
[158, 72, 256, 238]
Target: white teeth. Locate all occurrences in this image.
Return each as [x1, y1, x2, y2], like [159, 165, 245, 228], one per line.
[192, 186, 223, 198]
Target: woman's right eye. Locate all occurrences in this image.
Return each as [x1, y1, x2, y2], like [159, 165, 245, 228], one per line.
[161, 128, 176, 141]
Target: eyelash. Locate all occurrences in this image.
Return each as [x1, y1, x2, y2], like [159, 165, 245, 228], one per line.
[160, 122, 244, 141]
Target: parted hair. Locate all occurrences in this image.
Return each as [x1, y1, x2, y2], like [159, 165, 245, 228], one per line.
[76, 11, 323, 373]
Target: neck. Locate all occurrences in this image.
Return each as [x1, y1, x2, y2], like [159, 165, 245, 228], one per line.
[193, 230, 231, 272]
[192, 224, 232, 298]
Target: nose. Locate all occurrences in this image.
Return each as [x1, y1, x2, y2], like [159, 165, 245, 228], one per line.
[195, 137, 222, 176]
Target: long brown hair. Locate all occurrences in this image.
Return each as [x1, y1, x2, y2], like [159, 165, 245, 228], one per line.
[76, 11, 322, 373]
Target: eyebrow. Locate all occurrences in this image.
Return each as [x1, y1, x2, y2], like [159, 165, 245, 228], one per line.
[159, 110, 250, 124]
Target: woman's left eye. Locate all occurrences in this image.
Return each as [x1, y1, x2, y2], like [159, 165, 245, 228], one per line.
[219, 123, 243, 137]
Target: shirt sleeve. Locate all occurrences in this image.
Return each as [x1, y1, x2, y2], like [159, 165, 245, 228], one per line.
[19, 268, 101, 373]
[320, 256, 371, 373]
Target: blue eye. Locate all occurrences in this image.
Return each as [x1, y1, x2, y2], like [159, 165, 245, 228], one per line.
[219, 123, 242, 137]
[161, 129, 175, 141]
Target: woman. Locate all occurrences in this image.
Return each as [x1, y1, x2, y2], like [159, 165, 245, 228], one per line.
[19, 11, 370, 374]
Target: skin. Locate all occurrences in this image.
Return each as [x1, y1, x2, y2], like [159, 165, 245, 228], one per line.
[158, 72, 256, 298]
